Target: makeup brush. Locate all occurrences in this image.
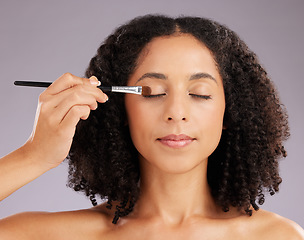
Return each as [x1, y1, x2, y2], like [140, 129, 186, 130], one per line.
[14, 81, 151, 96]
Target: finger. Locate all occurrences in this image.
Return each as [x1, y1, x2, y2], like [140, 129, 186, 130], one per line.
[45, 73, 101, 95]
[48, 93, 98, 126]
[46, 83, 108, 111]
[37, 84, 108, 132]
[60, 105, 91, 135]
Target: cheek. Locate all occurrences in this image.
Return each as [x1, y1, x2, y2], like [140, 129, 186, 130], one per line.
[209, 105, 225, 128]
[194, 98, 225, 126]
[209, 106, 225, 149]
[125, 97, 155, 144]
[194, 100, 225, 149]
[209, 109, 225, 143]
[127, 106, 144, 133]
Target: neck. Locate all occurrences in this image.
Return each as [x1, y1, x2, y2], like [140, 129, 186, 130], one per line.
[133, 157, 220, 225]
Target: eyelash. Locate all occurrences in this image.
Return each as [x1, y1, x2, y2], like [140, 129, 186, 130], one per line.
[189, 94, 212, 100]
[143, 93, 211, 99]
[143, 93, 166, 98]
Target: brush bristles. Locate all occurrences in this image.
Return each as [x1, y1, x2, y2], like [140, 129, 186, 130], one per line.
[141, 86, 151, 96]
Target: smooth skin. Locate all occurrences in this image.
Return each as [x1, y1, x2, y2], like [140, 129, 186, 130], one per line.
[0, 35, 303, 240]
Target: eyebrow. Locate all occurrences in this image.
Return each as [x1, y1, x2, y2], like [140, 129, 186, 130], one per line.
[136, 72, 167, 83]
[189, 72, 217, 84]
[135, 72, 217, 85]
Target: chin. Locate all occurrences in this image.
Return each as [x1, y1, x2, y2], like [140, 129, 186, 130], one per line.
[145, 155, 208, 175]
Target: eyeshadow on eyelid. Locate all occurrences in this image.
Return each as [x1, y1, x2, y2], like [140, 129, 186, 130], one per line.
[191, 81, 213, 88]
[150, 89, 166, 95]
[190, 85, 208, 91]
[141, 83, 163, 90]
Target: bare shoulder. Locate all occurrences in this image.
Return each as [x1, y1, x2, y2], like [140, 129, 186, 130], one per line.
[253, 209, 304, 239]
[0, 205, 113, 240]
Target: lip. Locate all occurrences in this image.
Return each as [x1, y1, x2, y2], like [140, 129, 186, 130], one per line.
[157, 134, 195, 149]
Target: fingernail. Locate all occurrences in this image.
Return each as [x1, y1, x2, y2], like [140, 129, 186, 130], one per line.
[89, 76, 101, 86]
[105, 95, 109, 102]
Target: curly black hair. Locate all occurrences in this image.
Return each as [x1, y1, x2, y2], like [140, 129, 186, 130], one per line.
[67, 14, 289, 224]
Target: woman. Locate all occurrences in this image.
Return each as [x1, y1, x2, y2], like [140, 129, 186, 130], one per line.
[0, 15, 303, 239]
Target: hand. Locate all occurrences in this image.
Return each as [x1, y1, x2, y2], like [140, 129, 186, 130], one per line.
[21, 73, 108, 170]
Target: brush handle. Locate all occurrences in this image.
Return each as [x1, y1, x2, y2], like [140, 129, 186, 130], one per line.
[14, 81, 51, 88]
[14, 81, 112, 92]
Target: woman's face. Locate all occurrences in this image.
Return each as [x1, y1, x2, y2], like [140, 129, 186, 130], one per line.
[125, 34, 225, 174]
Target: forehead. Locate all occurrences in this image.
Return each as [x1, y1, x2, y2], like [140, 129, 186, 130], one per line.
[131, 34, 221, 83]
[138, 34, 216, 66]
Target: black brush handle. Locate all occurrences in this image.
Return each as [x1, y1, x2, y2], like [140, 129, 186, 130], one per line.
[14, 81, 112, 92]
[14, 81, 51, 88]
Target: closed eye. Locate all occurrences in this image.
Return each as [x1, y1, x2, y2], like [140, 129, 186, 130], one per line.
[143, 93, 166, 98]
[143, 93, 211, 99]
[189, 94, 212, 100]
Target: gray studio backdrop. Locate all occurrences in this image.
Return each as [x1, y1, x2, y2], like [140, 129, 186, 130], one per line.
[0, 0, 303, 227]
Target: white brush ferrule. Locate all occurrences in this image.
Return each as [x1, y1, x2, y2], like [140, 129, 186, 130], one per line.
[111, 86, 142, 95]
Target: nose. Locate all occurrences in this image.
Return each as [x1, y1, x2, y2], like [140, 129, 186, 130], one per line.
[163, 93, 189, 122]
